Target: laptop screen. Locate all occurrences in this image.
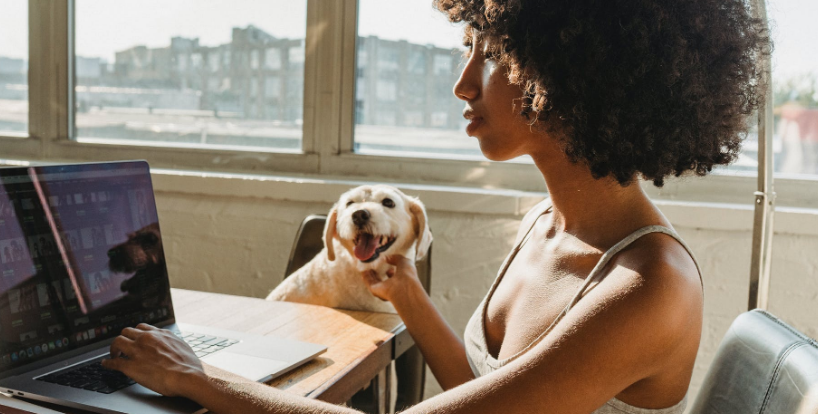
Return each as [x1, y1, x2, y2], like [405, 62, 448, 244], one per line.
[0, 161, 174, 373]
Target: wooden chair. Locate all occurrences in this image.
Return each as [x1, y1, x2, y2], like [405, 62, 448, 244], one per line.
[689, 309, 818, 413]
[283, 215, 432, 412]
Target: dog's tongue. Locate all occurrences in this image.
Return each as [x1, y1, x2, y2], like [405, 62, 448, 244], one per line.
[354, 234, 378, 261]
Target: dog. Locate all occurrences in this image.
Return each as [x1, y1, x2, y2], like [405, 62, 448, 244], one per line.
[267, 185, 433, 314]
[107, 222, 170, 310]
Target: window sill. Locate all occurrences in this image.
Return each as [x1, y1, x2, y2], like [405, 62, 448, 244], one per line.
[3, 158, 817, 236]
[148, 167, 818, 237]
[149, 167, 545, 217]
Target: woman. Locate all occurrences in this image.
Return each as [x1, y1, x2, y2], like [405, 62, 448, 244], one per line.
[102, 0, 768, 412]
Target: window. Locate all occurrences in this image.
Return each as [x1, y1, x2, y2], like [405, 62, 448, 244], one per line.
[222, 50, 231, 67]
[191, 53, 203, 69]
[208, 52, 219, 72]
[433, 55, 452, 76]
[265, 76, 281, 99]
[265, 48, 282, 70]
[770, 0, 818, 177]
[354, 0, 481, 158]
[74, 0, 306, 151]
[288, 41, 305, 67]
[376, 80, 397, 102]
[407, 50, 426, 75]
[0, 1, 28, 136]
[2, 0, 816, 205]
[250, 50, 260, 69]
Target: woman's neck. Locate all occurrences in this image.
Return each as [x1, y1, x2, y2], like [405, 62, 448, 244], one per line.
[530, 146, 653, 244]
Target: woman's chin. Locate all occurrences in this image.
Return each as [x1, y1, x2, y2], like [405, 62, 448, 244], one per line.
[477, 142, 517, 162]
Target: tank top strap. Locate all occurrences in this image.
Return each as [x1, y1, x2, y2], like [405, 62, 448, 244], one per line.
[483, 199, 553, 312]
[564, 225, 703, 315]
[515, 198, 554, 250]
[493, 199, 553, 277]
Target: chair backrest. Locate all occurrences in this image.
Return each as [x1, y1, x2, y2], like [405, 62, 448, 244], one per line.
[284, 215, 328, 278]
[284, 214, 432, 294]
[689, 309, 818, 414]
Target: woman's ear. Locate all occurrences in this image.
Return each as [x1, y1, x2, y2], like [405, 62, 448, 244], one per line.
[323, 206, 338, 261]
[407, 197, 433, 261]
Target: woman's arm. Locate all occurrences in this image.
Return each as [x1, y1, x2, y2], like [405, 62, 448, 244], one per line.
[361, 255, 475, 390]
[182, 365, 358, 414]
[104, 247, 700, 414]
[101, 324, 359, 414]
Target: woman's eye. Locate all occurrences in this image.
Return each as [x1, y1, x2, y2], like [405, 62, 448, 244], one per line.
[382, 198, 395, 208]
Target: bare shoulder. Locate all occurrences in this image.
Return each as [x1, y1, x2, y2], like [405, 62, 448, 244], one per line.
[614, 231, 701, 293]
[601, 230, 703, 341]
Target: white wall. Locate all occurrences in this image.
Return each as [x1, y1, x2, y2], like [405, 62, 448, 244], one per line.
[151, 171, 818, 404]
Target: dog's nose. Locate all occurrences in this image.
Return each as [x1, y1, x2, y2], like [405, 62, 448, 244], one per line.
[352, 209, 370, 227]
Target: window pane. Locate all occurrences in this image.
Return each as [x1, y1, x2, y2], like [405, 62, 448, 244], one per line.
[770, 0, 818, 177]
[0, 1, 28, 135]
[75, 0, 306, 151]
[354, 0, 483, 159]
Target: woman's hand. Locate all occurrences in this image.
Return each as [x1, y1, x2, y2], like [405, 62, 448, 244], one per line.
[101, 323, 205, 398]
[361, 255, 423, 305]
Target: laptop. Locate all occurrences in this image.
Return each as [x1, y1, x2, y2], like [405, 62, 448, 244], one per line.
[0, 161, 326, 414]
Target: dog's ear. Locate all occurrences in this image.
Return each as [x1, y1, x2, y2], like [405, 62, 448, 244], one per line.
[407, 197, 433, 261]
[323, 205, 338, 261]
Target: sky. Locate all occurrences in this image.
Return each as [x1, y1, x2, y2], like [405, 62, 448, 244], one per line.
[0, 0, 463, 63]
[0, 0, 814, 78]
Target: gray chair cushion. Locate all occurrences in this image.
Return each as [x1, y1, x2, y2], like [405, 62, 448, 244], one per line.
[689, 310, 818, 414]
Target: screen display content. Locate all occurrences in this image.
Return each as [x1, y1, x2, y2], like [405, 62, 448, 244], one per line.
[0, 162, 173, 373]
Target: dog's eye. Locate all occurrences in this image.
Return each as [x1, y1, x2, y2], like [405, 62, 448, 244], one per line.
[382, 198, 395, 208]
[139, 233, 158, 246]
[346, 200, 354, 207]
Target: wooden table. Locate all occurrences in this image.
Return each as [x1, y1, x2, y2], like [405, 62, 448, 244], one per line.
[3, 288, 412, 414]
[172, 288, 411, 406]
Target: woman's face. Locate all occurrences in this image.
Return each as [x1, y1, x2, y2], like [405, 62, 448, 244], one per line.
[453, 33, 540, 161]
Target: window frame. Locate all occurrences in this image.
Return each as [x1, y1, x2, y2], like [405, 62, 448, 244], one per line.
[0, 0, 816, 209]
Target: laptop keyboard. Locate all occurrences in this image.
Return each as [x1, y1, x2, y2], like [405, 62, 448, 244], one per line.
[35, 332, 239, 394]
[37, 359, 135, 394]
[175, 332, 240, 358]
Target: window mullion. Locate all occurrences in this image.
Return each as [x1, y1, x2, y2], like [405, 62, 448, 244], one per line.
[301, 0, 319, 155]
[28, 0, 71, 158]
[337, 0, 357, 155]
[308, 0, 355, 173]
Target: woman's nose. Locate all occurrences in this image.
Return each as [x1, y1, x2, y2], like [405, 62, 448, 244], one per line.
[453, 57, 481, 101]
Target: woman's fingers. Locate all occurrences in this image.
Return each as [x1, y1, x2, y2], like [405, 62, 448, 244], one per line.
[101, 328, 204, 397]
[120, 327, 143, 340]
[109, 335, 137, 359]
[385, 254, 410, 267]
[136, 323, 158, 331]
[361, 269, 381, 287]
[101, 356, 130, 372]
[360, 270, 389, 301]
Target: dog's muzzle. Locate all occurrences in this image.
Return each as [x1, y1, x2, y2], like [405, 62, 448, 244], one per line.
[353, 233, 397, 263]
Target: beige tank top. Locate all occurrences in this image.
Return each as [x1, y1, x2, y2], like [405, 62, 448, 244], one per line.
[463, 199, 702, 414]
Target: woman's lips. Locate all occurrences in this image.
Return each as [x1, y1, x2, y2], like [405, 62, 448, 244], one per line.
[465, 116, 484, 136]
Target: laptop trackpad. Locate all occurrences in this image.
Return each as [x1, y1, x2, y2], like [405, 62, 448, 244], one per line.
[204, 352, 288, 382]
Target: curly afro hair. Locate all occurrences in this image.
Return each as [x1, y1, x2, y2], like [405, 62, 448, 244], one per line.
[435, 0, 770, 186]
